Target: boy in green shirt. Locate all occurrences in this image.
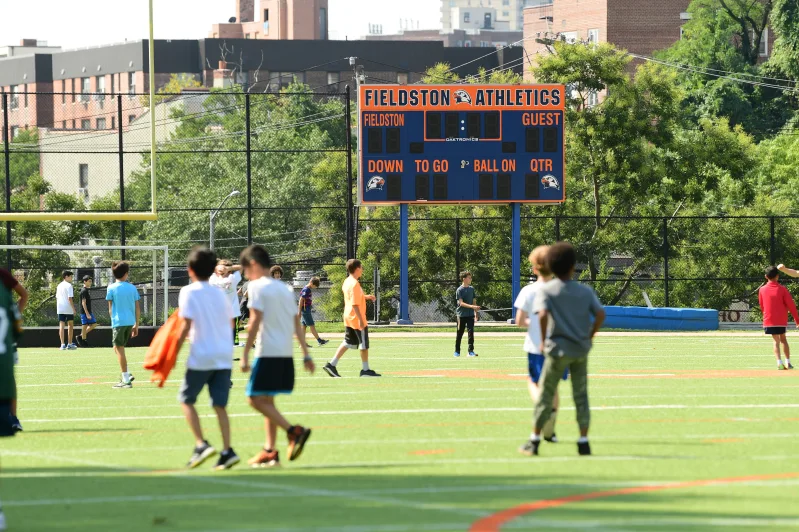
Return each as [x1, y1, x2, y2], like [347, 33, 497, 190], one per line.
[454, 271, 480, 358]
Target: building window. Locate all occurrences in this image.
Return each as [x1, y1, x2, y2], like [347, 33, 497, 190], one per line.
[79, 164, 89, 189]
[23, 84, 28, 108]
[96, 76, 105, 97]
[81, 119, 90, 129]
[71, 79, 76, 102]
[61, 81, 66, 104]
[464, 12, 470, 23]
[588, 28, 599, 45]
[450, 0, 455, 5]
[587, 90, 598, 107]
[111, 73, 115, 94]
[129, 114, 136, 125]
[111, 116, 115, 129]
[245, 33, 251, 39]
[62, 120, 67, 129]
[464, 40, 472, 47]
[9, 86, 18, 110]
[327, 71, 340, 88]
[319, 7, 328, 39]
[264, 9, 269, 21]
[128, 72, 135, 95]
[480, 41, 491, 47]
[562, 31, 578, 44]
[502, 11, 510, 16]
[503, 0, 510, 4]
[96, 118, 106, 129]
[758, 27, 769, 56]
[80, 77, 90, 102]
[9, 127, 19, 139]
[397, 72, 409, 84]
[72, 119, 76, 129]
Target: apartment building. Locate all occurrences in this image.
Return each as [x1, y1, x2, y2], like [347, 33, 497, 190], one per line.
[210, 0, 329, 41]
[442, 0, 531, 32]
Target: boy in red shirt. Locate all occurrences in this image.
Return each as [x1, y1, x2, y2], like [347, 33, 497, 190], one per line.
[760, 265, 799, 370]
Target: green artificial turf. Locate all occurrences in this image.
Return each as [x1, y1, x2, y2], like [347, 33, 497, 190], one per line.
[2, 334, 799, 531]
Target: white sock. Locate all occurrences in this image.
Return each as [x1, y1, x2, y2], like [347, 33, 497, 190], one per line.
[362, 361, 370, 371]
[329, 357, 339, 367]
[530, 434, 541, 442]
[578, 436, 588, 443]
[122, 372, 132, 382]
[778, 359, 784, 367]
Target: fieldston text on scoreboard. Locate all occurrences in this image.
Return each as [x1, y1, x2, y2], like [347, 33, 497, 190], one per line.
[357, 84, 566, 205]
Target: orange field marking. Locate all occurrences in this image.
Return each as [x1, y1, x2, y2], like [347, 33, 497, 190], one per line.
[469, 471, 799, 532]
[409, 449, 454, 456]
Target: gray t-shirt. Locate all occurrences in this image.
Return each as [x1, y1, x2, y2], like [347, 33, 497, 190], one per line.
[455, 285, 476, 318]
[533, 279, 603, 358]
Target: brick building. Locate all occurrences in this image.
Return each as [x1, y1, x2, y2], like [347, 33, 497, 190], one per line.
[364, 28, 522, 49]
[522, 0, 775, 82]
[210, 0, 329, 41]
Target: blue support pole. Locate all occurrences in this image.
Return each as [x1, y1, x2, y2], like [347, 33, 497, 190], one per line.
[397, 203, 414, 324]
[510, 202, 521, 323]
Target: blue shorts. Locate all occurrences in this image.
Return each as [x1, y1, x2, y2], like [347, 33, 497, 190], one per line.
[58, 314, 74, 323]
[80, 314, 97, 326]
[528, 353, 568, 384]
[300, 308, 315, 327]
[246, 357, 295, 397]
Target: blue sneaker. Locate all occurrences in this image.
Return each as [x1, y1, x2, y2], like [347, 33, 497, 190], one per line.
[67, 344, 78, 350]
[468, 352, 478, 357]
[453, 352, 460, 357]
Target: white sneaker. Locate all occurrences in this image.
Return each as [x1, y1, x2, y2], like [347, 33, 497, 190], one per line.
[60, 344, 67, 350]
[67, 344, 78, 350]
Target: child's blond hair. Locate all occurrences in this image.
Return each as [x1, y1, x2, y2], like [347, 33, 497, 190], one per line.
[529, 245, 551, 277]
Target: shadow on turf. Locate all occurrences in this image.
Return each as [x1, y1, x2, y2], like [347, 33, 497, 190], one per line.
[2, 468, 786, 532]
[24, 428, 139, 434]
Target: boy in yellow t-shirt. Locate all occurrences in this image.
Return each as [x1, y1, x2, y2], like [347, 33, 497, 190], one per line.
[323, 259, 381, 378]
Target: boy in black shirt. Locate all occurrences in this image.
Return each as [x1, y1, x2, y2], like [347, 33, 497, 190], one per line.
[77, 275, 97, 347]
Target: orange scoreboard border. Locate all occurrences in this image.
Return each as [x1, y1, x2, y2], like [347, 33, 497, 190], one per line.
[357, 84, 567, 205]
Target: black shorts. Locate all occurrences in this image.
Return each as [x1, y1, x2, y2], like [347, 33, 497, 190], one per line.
[765, 327, 787, 335]
[58, 314, 74, 323]
[179, 369, 232, 407]
[343, 327, 369, 350]
[247, 357, 295, 397]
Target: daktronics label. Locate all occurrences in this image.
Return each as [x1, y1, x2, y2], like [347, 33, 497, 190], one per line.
[361, 86, 564, 110]
[357, 84, 566, 205]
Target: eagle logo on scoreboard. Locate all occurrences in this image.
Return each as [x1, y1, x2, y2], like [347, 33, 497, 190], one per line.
[541, 174, 560, 190]
[454, 89, 472, 105]
[367, 175, 386, 191]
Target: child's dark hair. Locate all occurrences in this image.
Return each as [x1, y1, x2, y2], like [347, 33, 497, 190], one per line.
[460, 270, 472, 281]
[111, 261, 130, 280]
[310, 276, 321, 287]
[239, 245, 271, 269]
[547, 242, 577, 278]
[270, 265, 283, 278]
[62, 270, 73, 279]
[188, 247, 217, 280]
[766, 266, 780, 280]
[346, 259, 362, 274]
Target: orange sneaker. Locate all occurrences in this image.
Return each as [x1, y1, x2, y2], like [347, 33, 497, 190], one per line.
[248, 449, 280, 468]
[287, 426, 312, 461]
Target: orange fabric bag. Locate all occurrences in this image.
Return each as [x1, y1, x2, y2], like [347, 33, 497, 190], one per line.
[143, 311, 185, 387]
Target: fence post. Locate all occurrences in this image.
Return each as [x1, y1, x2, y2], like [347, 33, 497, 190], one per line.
[770, 216, 776, 266]
[663, 217, 670, 308]
[554, 214, 560, 242]
[345, 86, 354, 260]
[117, 94, 126, 260]
[455, 218, 461, 280]
[397, 203, 413, 324]
[245, 93, 253, 245]
[510, 203, 521, 322]
[2, 93, 11, 271]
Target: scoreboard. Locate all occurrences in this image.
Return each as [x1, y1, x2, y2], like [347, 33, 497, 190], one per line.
[357, 84, 566, 205]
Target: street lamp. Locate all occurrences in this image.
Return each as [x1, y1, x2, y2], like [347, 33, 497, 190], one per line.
[210, 190, 240, 251]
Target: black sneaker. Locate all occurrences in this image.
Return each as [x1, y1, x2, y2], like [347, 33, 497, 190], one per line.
[10, 415, 22, 434]
[544, 434, 559, 443]
[213, 449, 241, 470]
[359, 369, 382, 377]
[306, 343, 314, 348]
[578, 441, 591, 456]
[187, 441, 216, 469]
[317, 339, 330, 346]
[519, 439, 540, 456]
[323, 363, 341, 378]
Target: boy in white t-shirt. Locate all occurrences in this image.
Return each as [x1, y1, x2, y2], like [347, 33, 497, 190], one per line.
[514, 246, 567, 455]
[56, 271, 78, 350]
[209, 260, 244, 347]
[174, 248, 240, 470]
[240, 245, 315, 468]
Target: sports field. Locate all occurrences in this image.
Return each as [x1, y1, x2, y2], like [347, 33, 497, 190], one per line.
[3, 333, 799, 531]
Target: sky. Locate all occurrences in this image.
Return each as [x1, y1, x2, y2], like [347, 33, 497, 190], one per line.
[0, 0, 441, 50]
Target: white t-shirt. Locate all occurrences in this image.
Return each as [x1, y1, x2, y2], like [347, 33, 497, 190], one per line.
[514, 279, 546, 354]
[248, 276, 297, 359]
[56, 280, 75, 315]
[178, 281, 234, 370]
[209, 271, 242, 318]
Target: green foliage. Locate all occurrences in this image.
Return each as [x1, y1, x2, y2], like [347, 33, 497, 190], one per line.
[139, 74, 203, 108]
[769, 0, 799, 81]
[9, 128, 40, 191]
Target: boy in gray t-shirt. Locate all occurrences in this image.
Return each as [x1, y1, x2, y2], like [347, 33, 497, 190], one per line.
[523, 242, 605, 457]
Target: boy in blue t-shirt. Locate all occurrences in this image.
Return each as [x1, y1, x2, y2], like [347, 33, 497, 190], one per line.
[105, 261, 141, 389]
